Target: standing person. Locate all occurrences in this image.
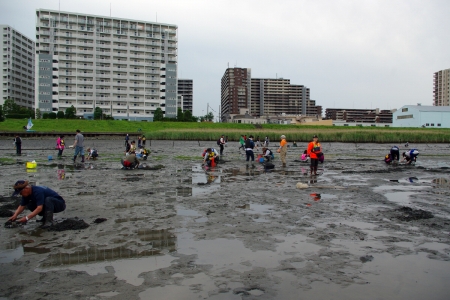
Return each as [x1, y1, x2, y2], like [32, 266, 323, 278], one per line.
[8, 180, 66, 229]
[390, 146, 400, 162]
[14, 135, 22, 156]
[264, 136, 269, 147]
[125, 141, 131, 155]
[307, 135, 322, 176]
[138, 136, 142, 148]
[125, 134, 129, 147]
[239, 135, 245, 151]
[255, 136, 262, 148]
[142, 135, 146, 147]
[278, 135, 288, 167]
[219, 135, 225, 156]
[71, 129, 85, 163]
[245, 135, 256, 168]
[129, 140, 137, 153]
[56, 135, 65, 158]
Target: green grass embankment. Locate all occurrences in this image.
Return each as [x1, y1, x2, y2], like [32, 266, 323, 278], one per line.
[1, 119, 450, 143]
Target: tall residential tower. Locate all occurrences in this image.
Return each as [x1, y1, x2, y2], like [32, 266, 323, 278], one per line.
[35, 9, 177, 120]
[177, 78, 193, 112]
[0, 25, 35, 109]
[434, 68, 450, 106]
[220, 67, 320, 122]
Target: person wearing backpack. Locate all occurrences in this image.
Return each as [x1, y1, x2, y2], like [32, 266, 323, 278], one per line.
[245, 135, 257, 168]
[262, 147, 274, 162]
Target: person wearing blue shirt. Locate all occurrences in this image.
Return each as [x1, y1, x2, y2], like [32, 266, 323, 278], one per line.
[402, 149, 419, 165]
[8, 180, 66, 228]
[390, 146, 400, 161]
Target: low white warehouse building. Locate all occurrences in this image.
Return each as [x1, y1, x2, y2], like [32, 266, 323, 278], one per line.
[393, 105, 450, 128]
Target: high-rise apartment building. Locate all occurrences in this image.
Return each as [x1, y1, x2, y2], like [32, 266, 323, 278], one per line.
[177, 79, 193, 112]
[221, 68, 319, 122]
[0, 25, 35, 109]
[221, 68, 251, 122]
[35, 9, 177, 120]
[434, 68, 450, 106]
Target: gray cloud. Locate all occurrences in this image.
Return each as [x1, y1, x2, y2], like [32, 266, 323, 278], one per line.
[2, 0, 449, 117]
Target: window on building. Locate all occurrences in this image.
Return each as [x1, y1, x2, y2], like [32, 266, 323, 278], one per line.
[431, 123, 434, 126]
[438, 123, 441, 127]
[426, 123, 429, 126]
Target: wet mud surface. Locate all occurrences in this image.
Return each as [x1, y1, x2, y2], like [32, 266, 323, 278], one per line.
[1, 140, 450, 299]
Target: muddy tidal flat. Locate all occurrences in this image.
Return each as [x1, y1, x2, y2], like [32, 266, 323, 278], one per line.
[1, 139, 450, 300]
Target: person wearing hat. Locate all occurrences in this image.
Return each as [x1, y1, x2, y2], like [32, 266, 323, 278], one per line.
[278, 135, 288, 167]
[8, 180, 66, 228]
[307, 135, 322, 176]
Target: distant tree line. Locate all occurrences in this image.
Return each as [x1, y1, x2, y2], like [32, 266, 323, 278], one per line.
[0, 99, 210, 123]
[152, 107, 213, 122]
[1, 99, 34, 120]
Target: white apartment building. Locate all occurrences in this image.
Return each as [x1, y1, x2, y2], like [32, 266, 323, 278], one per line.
[434, 68, 450, 106]
[1, 25, 35, 109]
[35, 9, 178, 120]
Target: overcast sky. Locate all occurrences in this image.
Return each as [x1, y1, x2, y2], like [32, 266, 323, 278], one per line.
[2, 0, 449, 118]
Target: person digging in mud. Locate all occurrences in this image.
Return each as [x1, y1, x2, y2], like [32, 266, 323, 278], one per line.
[121, 151, 140, 169]
[307, 135, 323, 176]
[390, 145, 400, 162]
[262, 147, 274, 162]
[402, 149, 419, 165]
[203, 148, 219, 167]
[7, 180, 66, 229]
[86, 147, 98, 160]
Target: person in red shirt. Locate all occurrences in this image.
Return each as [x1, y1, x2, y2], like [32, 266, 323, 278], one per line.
[307, 135, 322, 176]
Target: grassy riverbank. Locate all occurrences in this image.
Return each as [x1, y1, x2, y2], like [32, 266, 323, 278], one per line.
[1, 119, 449, 143]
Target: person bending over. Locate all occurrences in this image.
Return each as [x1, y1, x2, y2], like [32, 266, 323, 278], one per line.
[121, 151, 140, 169]
[8, 180, 66, 228]
[402, 149, 419, 165]
[203, 148, 219, 167]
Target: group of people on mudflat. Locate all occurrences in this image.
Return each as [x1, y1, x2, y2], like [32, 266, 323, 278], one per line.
[203, 134, 324, 175]
[6, 130, 421, 230]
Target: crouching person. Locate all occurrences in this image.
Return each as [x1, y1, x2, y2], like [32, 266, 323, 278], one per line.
[121, 151, 140, 169]
[203, 148, 219, 167]
[8, 180, 66, 229]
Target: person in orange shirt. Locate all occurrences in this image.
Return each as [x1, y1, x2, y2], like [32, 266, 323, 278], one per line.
[278, 135, 288, 167]
[307, 135, 322, 176]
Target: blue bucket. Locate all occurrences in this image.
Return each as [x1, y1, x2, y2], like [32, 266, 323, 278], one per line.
[48, 155, 53, 161]
[259, 157, 264, 163]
